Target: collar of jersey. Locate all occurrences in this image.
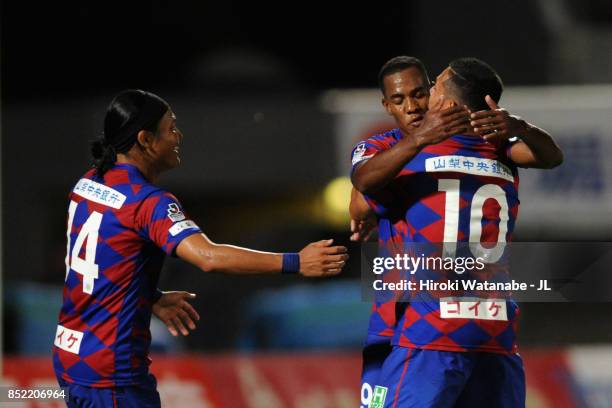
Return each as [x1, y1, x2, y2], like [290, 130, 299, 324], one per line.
[112, 163, 149, 183]
[392, 129, 482, 146]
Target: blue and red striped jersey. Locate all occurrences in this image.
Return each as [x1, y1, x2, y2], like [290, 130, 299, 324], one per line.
[352, 129, 411, 343]
[352, 129, 521, 354]
[53, 163, 202, 387]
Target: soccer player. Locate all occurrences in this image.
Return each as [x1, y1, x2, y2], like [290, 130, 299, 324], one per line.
[54, 89, 348, 408]
[350, 56, 472, 408]
[350, 57, 562, 408]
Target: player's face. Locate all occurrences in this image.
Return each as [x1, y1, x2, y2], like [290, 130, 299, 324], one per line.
[382, 67, 430, 131]
[151, 109, 183, 171]
[428, 67, 453, 111]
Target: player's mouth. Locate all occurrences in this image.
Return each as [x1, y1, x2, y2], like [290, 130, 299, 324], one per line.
[407, 115, 424, 128]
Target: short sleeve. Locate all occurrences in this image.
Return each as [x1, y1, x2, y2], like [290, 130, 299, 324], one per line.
[135, 191, 202, 256]
[350, 134, 396, 175]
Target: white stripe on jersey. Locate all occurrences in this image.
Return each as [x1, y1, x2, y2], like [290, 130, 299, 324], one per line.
[54, 325, 84, 355]
[440, 297, 508, 321]
[425, 155, 515, 182]
[169, 220, 199, 236]
[73, 178, 127, 209]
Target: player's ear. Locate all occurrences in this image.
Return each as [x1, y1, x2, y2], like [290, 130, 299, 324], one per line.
[382, 97, 392, 116]
[136, 130, 155, 149]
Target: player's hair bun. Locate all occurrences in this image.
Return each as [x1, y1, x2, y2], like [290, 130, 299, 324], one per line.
[91, 137, 118, 177]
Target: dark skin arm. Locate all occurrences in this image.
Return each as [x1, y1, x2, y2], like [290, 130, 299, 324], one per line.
[349, 188, 377, 242]
[176, 233, 348, 277]
[471, 96, 564, 169]
[349, 187, 372, 220]
[352, 102, 470, 194]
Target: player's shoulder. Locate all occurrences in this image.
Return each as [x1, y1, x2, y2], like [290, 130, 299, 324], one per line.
[351, 128, 402, 168]
[138, 188, 179, 204]
[426, 134, 511, 160]
[69, 167, 131, 209]
[352, 128, 402, 158]
[70, 165, 172, 208]
[103, 163, 175, 202]
[360, 128, 402, 147]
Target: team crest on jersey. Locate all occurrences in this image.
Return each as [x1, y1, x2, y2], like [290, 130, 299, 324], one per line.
[352, 143, 373, 166]
[167, 203, 186, 222]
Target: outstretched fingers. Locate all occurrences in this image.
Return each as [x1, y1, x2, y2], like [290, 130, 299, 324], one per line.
[470, 115, 503, 127]
[441, 105, 470, 117]
[181, 301, 200, 325]
[172, 316, 189, 336]
[165, 320, 179, 337]
[485, 95, 500, 110]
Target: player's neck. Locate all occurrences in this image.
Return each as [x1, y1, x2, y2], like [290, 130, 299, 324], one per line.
[116, 154, 161, 183]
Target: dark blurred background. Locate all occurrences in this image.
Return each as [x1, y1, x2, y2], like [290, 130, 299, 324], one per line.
[5, 0, 612, 101]
[2, 0, 612, 356]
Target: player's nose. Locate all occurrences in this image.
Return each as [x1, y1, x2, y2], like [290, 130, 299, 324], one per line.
[405, 98, 419, 113]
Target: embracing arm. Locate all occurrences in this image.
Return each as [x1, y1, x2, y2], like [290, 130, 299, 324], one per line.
[352, 105, 470, 194]
[176, 233, 348, 277]
[471, 95, 563, 169]
[351, 136, 421, 195]
[507, 123, 563, 169]
[351, 136, 421, 194]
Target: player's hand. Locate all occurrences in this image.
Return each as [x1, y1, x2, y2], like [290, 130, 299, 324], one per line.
[350, 217, 377, 242]
[299, 239, 348, 277]
[152, 291, 200, 337]
[470, 95, 526, 146]
[410, 99, 470, 147]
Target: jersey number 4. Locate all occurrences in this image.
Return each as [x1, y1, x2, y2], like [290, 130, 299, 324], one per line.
[65, 201, 103, 294]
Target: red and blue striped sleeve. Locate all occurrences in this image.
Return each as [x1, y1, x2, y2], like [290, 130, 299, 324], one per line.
[135, 191, 202, 256]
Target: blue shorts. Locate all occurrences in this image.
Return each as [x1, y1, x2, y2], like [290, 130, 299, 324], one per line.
[57, 374, 161, 408]
[374, 346, 525, 408]
[360, 334, 393, 408]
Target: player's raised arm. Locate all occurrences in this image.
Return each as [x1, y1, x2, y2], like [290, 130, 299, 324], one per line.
[471, 95, 564, 169]
[176, 233, 348, 277]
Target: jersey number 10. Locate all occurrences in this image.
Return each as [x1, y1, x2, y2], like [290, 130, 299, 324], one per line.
[65, 201, 103, 294]
[439, 179, 509, 263]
